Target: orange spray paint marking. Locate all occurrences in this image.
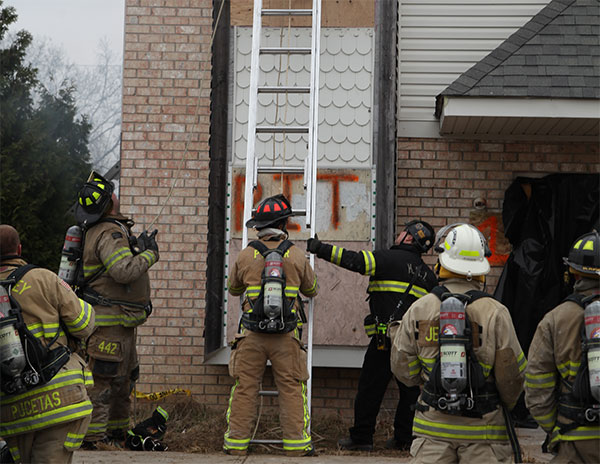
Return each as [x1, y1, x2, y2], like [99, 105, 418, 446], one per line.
[233, 175, 262, 231]
[475, 216, 509, 266]
[317, 174, 359, 229]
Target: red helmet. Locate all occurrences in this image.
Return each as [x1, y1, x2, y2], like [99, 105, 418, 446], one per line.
[246, 194, 293, 229]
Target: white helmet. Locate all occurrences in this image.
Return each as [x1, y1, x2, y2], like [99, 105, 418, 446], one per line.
[434, 223, 491, 277]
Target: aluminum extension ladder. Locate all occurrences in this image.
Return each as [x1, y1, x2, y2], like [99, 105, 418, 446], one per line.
[241, 0, 322, 446]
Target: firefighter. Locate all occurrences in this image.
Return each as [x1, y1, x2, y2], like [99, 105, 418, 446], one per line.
[390, 223, 527, 463]
[75, 172, 159, 448]
[224, 194, 318, 457]
[307, 220, 438, 451]
[0, 224, 95, 463]
[525, 230, 600, 463]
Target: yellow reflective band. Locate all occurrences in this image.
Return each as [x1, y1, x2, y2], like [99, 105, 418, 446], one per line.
[1, 370, 90, 402]
[65, 299, 93, 333]
[459, 250, 480, 257]
[551, 425, 600, 443]
[1, 400, 93, 436]
[532, 407, 556, 428]
[304, 277, 318, 296]
[78, 198, 83, 205]
[444, 241, 451, 250]
[103, 247, 133, 271]
[517, 351, 527, 372]
[583, 240, 594, 251]
[331, 246, 343, 266]
[557, 360, 580, 378]
[573, 239, 583, 249]
[85, 198, 93, 206]
[362, 251, 375, 276]
[92, 191, 100, 200]
[413, 417, 508, 441]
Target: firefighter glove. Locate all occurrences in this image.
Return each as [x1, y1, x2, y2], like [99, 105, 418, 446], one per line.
[307, 235, 321, 254]
[137, 229, 159, 253]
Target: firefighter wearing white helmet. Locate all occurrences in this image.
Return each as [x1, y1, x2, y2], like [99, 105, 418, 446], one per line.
[525, 230, 600, 463]
[390, 223, 526, 463]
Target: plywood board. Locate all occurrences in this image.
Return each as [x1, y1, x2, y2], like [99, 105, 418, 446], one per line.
[231, 0, 374, 27]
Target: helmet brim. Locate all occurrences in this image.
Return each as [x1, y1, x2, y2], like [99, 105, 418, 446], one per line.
[563, 257, 600, 276]
[439, 253, 490, 276]
[75, 204, 105, 225]
[245, 213, 292, 229]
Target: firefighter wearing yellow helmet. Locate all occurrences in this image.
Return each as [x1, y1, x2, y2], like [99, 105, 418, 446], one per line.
[525, 230, 600, 463]
[390, 223, 527, 463]
[74, 172, 160, 448]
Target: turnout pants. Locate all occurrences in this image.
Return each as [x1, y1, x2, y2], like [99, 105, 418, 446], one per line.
[410, 436, 512, 464]
[224, 330, 311, 453]
[85, 325, 138, 441]
[552, 440, 600, 463]
[6, 417, 90, 464]
[349, 336, 420, 445]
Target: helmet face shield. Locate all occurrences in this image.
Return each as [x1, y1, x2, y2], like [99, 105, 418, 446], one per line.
[435, 223, 491, 277]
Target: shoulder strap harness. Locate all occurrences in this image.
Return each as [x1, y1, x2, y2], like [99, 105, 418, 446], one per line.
[416, 285, 500, 418]
[241, 240, 306, 334]
[0, 265, 71, 395]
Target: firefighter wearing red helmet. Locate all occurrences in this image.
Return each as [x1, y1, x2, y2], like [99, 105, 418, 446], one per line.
[224, 194, 318, 456]
[307, 220, 438, 451]
[525, 230, 600, 463]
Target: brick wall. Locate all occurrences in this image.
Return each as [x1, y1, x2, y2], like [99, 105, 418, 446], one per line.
[120, 0, 214, 393]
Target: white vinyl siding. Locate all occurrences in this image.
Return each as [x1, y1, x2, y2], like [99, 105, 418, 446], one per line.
[397, 0, 550, 138]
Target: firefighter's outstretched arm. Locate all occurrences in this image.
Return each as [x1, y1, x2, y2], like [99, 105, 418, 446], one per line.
[307, 236, 371, 275]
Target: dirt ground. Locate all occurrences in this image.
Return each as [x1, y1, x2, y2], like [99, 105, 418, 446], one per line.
[71, 397, 551, 464]
[73, 428, 549, 463]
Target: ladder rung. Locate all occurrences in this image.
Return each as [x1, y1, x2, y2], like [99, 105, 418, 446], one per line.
[250, 439, 283, 445]
[258, 86, 310, 94]
[259, 390, 279, 397]
[262, 9, 313, 16]
[257, 165, 304, 174]
[256, 126, 308, 134]
[260, 47, 311, 55]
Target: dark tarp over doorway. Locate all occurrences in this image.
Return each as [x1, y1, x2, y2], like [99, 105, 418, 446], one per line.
[494, 173, 599, 355]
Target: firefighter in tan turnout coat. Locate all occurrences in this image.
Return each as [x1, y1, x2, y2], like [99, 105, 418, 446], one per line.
[224, 194, 318, 457]
[390, 223, 527, 463]
[0, 224, 95, 463]
[73, 172, 159, 447]
[525, 230, 600, 463]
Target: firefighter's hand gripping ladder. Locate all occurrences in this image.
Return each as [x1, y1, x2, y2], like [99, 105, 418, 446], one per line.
[241, 0, 322, 446]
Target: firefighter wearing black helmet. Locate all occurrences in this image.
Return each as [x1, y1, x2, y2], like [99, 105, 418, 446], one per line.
[525, 230, 600, 463]
[224, 194, 318, 457]
[74, 172, 160, 449]
[307, 220, 438, 451]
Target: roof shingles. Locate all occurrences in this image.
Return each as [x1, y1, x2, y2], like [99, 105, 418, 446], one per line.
[437, 0, 599, 107]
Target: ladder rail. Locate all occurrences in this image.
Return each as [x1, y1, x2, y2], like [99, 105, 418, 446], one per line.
[242, 0, 264, 248]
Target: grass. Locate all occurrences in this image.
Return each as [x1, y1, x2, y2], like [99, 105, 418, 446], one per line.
[128, 395, 410, 457]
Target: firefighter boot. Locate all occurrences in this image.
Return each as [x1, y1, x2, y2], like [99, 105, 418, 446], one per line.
[337, 437, 373, 451]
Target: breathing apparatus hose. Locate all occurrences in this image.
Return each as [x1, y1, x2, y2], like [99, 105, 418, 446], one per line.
[502, 404, 522, 463]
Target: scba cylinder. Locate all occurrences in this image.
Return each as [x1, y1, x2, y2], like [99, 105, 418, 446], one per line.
[263, 251, 284, 319]
[0, 286, 25, 379]
[58, 225, 83, 285]
[584, 300, 600, 403]
[439, 296, 467, 397]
